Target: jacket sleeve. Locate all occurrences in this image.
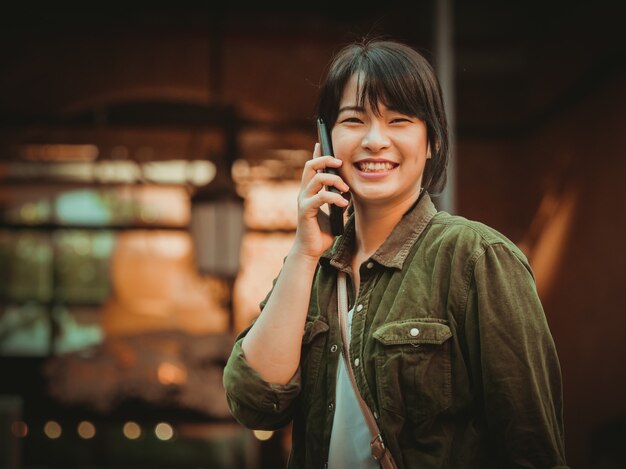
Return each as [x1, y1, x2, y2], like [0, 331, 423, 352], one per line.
[222, 327, 302, 430]
[464, 242, 569, 468]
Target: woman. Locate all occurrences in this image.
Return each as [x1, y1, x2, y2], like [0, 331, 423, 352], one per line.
[223, 38, 568, 468]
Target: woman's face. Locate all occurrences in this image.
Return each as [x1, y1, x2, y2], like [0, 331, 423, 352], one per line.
[331, 74, 430, 209]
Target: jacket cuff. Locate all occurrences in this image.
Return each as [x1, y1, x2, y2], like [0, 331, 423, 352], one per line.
[223, 338, 301, 414]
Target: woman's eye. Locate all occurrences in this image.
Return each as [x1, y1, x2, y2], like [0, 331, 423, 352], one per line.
[391, 117, 411, 123]
[341, 117, 363, 123]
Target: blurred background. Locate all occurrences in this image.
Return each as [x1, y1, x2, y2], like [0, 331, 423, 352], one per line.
[0, 1, 624, 468]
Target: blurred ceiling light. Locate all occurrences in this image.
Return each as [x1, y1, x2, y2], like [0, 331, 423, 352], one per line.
[19, 144, 99, 162]
[157, 361, 188, 386]
[123, 421, 141, 440]
[143, 160, 189, 184]
[4, 160, 215, 186]
[77, 421, 96, 439]
[187, 160, 216, 186]
[155, 422, 174, 441]
[44, 420, 62, 439]
[94, 160, 141, 184]
[142, 160, 216, 186]
[253, 430, 274, 441]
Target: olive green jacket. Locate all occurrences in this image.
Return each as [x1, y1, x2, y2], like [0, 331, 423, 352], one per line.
[223, 193, 568, 468]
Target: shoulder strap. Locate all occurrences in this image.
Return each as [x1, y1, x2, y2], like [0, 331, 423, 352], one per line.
[337, 272, 399, 469]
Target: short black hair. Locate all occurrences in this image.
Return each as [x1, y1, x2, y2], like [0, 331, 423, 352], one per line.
[316, 38, 449, 194]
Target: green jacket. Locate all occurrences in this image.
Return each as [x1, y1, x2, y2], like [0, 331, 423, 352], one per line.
[223, 193, 568, 468]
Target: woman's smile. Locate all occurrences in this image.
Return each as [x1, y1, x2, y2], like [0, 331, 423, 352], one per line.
[354, 159, 399, 173]
[354, 158, 400, 179]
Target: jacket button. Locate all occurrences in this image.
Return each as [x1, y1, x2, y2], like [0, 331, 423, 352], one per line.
[366, 261, 374, 269]
[354, 358, 360, 367]
[330, 344, 338, 353]
[328, 402, 334, 412]
[410, 328, 420, 337]
[356, 304, 364, 312]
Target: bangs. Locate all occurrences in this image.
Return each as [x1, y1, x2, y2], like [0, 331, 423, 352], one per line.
[351, 58, 424, 119]
[318, 44, 428, 126]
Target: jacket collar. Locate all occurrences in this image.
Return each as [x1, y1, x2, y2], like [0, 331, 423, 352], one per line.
[321, 191, 438, 272]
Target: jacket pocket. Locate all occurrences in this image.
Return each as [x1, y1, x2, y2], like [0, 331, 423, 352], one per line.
[373, 318, 452, 421]
[300, 318, 330, 405]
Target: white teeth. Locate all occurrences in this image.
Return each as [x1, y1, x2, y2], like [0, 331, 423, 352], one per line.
[357, 161, 396, 172]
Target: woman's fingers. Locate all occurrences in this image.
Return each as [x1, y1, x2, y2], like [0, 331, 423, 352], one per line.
[302, 154, 343, 183]
[301, 143, 348, 194]
[299, 144, 349, 214]
[293, 144, 348, 246]
[312, 142, 321, 158]
[300, 190, 349, 213]
[303, 171, 349, 196]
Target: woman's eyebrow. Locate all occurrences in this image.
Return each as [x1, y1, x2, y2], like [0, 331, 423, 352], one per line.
[337, 105, 365, 114]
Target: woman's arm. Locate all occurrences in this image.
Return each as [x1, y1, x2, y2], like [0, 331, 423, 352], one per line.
[240, 144, 349, 385]
[466, 243, 568, 468]
[241, 249, 322, 384]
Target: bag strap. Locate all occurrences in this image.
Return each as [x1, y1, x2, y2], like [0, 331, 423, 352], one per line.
[337, 271, 399, 469]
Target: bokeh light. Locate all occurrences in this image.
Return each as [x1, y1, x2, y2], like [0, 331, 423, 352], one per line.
[123, 421, 141, 440]
[155, 422, 174, 441]
[44, 421, 62, 439]
[77, 421, 96, 439]
[253, 430, 274, 441]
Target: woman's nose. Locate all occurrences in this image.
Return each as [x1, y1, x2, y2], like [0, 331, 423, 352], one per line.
[361, 123, 390, 152]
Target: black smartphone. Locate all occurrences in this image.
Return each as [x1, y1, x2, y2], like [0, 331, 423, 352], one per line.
[316, 118, 345, 236]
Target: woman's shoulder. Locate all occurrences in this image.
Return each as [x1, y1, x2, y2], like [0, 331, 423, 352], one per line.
[425, 211, 527, 262]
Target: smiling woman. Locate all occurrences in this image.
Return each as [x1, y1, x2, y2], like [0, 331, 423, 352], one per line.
[223, 38, 569, 469]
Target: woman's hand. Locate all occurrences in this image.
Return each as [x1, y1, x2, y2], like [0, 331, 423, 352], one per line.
[291, 143, 349, 260]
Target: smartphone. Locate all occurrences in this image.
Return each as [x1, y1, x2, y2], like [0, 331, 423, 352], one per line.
[316, 118, 345, 236]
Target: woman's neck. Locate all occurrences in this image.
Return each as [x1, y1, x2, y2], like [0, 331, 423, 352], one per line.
[352, 193, 420, 260]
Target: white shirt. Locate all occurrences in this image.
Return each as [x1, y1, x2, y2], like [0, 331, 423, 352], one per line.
[328, 307, 379, 469]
